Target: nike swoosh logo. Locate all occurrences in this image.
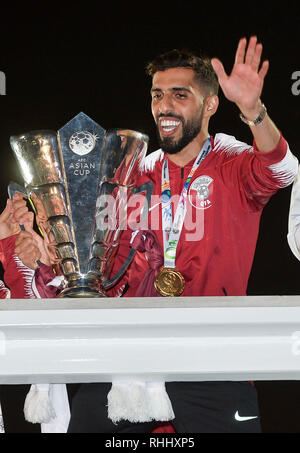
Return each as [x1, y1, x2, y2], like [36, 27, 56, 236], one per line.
[234, 411, 258, 422]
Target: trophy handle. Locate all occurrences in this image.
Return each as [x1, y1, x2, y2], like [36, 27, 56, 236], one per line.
[102, 180, 153, 290]
[7, 181, 41, 218]
[8, 181, 28, 200]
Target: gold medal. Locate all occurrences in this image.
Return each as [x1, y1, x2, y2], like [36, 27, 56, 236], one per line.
[154, 267, 185, 297]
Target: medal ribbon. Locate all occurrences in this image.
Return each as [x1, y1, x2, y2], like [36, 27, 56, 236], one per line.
[161, 137, 211, 269]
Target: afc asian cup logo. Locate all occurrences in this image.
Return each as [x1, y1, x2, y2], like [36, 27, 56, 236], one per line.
[69, 131, 98, 156]
[188, 175, 214, 209]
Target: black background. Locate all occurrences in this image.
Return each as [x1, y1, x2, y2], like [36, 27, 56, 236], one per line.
[0, 2, 300, 433]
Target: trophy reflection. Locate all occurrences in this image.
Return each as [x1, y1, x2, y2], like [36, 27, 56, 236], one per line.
[9, 113, 152, 297]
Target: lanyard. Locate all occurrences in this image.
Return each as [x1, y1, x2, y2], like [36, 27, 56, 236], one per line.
[161, 137, 211, 269]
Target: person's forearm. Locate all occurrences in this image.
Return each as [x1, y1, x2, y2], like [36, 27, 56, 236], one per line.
[238, 99, 281, 152]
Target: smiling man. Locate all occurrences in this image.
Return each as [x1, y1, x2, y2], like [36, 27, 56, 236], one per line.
[150, 56, 218, 165]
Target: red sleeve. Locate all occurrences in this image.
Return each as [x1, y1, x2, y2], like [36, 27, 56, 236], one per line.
[219, 135, 298, 212]
[0, 280, 10, 299]
[33, 264, 61, 298]
[252, 134, 288, 166]
[0, 235, 36, 299]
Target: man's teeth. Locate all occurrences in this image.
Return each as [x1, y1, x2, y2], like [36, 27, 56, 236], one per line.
[160, 120, 180, 131]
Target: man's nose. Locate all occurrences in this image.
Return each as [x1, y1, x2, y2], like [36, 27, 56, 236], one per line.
[158, 93, 174, 114]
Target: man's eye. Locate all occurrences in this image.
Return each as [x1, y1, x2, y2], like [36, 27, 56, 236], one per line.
[152, 93, 162, 100]
[175, 93, 187, 99]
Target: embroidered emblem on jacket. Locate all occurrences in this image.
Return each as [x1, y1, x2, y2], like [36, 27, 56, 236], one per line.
[188, 175, 214, 209]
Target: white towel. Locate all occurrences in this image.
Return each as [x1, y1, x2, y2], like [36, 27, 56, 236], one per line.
[108, 381, 174, 423]
[24, 384, 70, 433]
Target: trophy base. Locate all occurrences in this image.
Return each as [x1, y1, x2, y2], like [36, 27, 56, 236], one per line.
[58, 286, 106, 298]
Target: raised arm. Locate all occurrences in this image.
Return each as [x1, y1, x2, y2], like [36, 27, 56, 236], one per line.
[211, 36, 281, 153]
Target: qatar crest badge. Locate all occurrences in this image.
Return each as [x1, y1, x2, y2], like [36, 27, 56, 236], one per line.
[188, 175, 214, 209]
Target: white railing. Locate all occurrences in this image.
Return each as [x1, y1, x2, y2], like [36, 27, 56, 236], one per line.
[0, 296, 300, 384]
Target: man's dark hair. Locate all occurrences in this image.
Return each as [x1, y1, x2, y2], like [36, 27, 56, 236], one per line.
[146, 48, 219, 96]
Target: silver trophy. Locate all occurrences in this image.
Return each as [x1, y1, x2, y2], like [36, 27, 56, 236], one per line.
[9, 112, 153, 297]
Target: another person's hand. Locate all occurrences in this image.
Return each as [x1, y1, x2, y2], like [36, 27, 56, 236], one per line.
[14, 224, 59, 270]
[12, 192, 60, 270]
[10, 192, 31, 226]
[0, 194, 33, 240]
[30, 193, 60, 266]
[14, 229, 42, 269]
[0, 199, 20, 240]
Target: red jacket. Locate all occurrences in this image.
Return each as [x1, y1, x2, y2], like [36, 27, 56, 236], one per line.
[108, 133, 298, 297]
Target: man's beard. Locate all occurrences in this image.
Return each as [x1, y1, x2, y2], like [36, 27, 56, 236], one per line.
[156, 111, 203, 155]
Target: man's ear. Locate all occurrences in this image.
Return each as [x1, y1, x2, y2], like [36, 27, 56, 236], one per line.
[204, 95, 219, 117]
